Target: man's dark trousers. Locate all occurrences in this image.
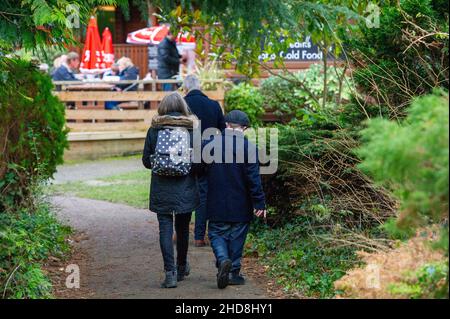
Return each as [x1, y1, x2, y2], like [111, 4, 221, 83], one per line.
[194, 175, 208, 240]
[208, 221, 250, 272]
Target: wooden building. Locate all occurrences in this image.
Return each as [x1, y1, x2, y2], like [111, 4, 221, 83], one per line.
[73, 2, 324, 81]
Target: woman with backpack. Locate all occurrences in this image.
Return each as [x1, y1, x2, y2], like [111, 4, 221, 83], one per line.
[142, 92, 199, 288]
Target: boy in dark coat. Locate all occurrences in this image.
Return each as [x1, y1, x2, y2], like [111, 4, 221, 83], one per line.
[203, 110, 267, 289]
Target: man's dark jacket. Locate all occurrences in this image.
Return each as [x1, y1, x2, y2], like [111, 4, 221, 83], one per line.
[203, 130, 266, 223]
[51, 65, 79, 81]
[157, 37, 180, 79]
[184, 89, 226, 135]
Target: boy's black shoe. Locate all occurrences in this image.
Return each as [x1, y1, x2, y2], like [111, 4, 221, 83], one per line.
[177, 263, 190, 281]
[229, 271, 246, 285]
[217, 259, 232, 289]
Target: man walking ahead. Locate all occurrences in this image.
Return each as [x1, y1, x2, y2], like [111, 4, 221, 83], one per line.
[157, 26, 185, 91]
[202, 110, 267, 289]
[183, 75, 226, 247]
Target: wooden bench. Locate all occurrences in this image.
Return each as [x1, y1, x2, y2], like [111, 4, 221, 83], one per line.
[64, 110, 156, 160]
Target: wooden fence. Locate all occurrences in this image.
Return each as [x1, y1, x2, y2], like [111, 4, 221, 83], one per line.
[53, 79, 225, 111]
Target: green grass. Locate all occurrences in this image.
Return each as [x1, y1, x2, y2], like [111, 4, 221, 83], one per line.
[50, 169, 151, 209]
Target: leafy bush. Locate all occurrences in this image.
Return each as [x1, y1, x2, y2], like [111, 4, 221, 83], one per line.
[194, 58, 230, 91]
[0, 57, 68, 212]
[260, 64, 353, 121]
[262, 110, 395, 228]
[0, 203, 71, 298]
[345, 0, 449, 116]
[358, 91, 449, 236]
[225, 82, 265, 126]
[389, 261, 449, 299]
[246, 217, 359, 298]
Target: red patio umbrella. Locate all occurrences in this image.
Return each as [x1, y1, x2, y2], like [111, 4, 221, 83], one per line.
[80, 16, 105, 73]
[102, 27, 114, 68]
[126, 25, 196, 49]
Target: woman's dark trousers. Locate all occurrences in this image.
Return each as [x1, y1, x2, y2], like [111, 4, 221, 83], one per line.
[157, 213, 192, 272]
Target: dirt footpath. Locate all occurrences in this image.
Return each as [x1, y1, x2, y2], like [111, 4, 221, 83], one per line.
[51, 195, 267, 299]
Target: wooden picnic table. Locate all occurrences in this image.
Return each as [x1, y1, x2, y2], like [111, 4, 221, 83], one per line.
[65, 83, 116, 109]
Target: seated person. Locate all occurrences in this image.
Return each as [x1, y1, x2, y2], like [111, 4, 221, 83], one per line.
[51, 52, 80, 82]
[116, 57, 139, 91]
[105, 57, 140, 110]
[102, 63, 120, 79]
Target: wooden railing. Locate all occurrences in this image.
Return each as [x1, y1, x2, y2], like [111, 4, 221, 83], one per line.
[53, 79, 225, 133]
[53, 79, 225, 109]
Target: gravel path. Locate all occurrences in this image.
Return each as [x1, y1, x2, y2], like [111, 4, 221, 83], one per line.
[51, 195, 267, 299]
[52, 157, 142, 184]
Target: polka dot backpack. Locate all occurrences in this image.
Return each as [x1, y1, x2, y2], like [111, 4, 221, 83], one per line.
[151, 127, 192, 176]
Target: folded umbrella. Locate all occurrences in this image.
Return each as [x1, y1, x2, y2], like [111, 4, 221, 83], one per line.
[80, 16, 106, 73]
[102, 27, 115, 68]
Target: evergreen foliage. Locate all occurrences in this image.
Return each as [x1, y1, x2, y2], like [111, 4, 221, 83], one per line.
[0, 58, 68, 212]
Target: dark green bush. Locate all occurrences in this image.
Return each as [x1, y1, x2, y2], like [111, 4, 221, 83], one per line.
[345, 0, 449, 117]
[260, 64, 353, 122]
[0, 203, 71, 298]
[0, 57, 68, 212]
[224, 82, 265, 126]
[262, 106, 396, 228]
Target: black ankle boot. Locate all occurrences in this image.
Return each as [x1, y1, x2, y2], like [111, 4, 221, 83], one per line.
[229, 270, 245, 285]
[177, 263, 190, 281]
[217, 259, 232, 289]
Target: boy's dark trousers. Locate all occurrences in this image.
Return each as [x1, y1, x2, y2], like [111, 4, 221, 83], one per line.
[194, 175, 208, 240]
[208, 221, 250, 273]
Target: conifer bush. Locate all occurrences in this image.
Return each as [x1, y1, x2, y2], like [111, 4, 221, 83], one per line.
[358, 91, 449, 239]
[0, 57, 68, 212]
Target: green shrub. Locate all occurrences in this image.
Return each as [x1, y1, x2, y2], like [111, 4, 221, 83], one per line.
[260, 64, 353, 121]
[261, 111, 395, 227]
[389, 261, 449, 299]
[0, 203, 71, 299]
[345, 0, 449, 116]
[358, 91, 449, 236]
[224, 82, 264, 126]
[0, 57, 68, 212]
[246, 217, 359, 298]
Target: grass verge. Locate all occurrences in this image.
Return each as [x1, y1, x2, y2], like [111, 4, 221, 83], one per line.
[49, 169, 151, 209]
